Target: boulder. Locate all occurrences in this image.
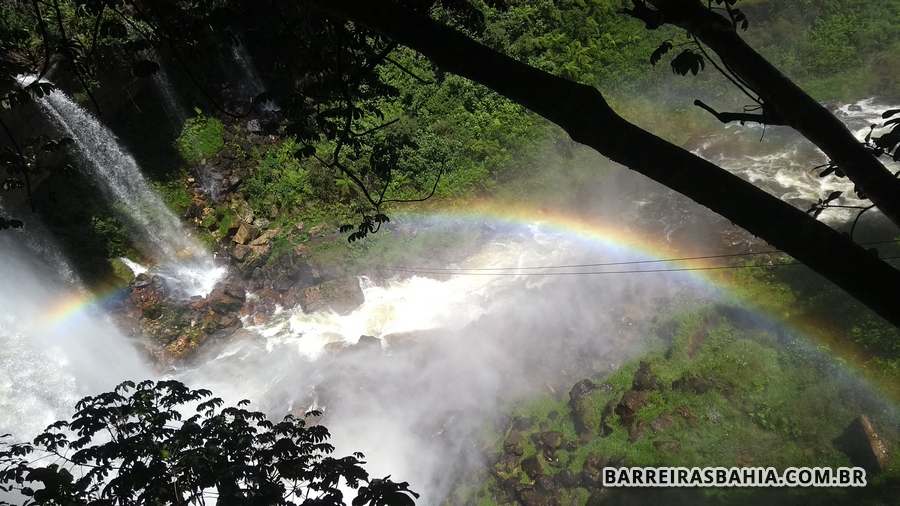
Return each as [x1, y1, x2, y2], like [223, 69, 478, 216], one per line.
[672, 373, 713, 394]
[553, 469, 579, 488]
[300, 277, 364, 315]
[231, 244, 251, 261]
[580, 453, 607, 487]
[207, 283, 246, 314]
[521, 455, 544, 480]
[568, 379, 597, 435]
[615, 390, 648, 427]
[515, 485, 557, 506]
[834, 415, 890, 474]
[539, 431, 563, 452]
[233, 222, 259, 244]
[130, 274, 169, 316]
[503, 430, 525, 457]
[249, 227, 279, 246]
[632, 361, 661, 391]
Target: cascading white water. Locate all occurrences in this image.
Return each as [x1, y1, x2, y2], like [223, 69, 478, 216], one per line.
[231, 39, 266, 97]
[693, 98, 900, 223]
[0, 201, 80, 286]
[148, 53, 188, 127]
[0, 231, 151, 439]
[230, 39, 279, 112]
[19, 75, 225, 296]
[175, 220, 710, 502]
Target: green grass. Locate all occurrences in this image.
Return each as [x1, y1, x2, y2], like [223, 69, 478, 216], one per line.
[453, 306, 900, 505]
[176, 112, 225, 164]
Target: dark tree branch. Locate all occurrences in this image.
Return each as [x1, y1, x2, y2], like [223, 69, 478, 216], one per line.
[385, 55, 433, 84]
[693, 99, 785, 126]
[643, 0, 900, 228]
[50, 0, 102, 116]
[0, 116, 34, 211]
[309, 0, 900, 327]
[350, 117, 400, 137]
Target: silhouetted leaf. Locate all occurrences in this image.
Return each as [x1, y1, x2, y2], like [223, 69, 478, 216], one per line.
[650, 41, 672, 66]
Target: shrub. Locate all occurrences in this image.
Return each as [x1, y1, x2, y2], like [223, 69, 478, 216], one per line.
[175, 111, 225, 164]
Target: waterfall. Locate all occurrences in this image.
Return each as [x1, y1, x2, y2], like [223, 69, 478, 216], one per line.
[0, 201, 80, 286]
[19, 75, 225, 296]
[230, 39, 266, 97]
[149, 54, 188, 127]
[0, 228, 151, 439]
[230, 39, 279, 112]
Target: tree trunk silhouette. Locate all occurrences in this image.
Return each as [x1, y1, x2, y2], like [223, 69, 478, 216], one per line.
[644, 0, 900, 228]
[309, 0, 900, 327]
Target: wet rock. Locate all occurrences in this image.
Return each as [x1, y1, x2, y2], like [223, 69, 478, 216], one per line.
[834, 415, 890, 474]
[672, 373, 713, 394]
[554, 469, 579, 488]
[512, 415, 536, 431]
[515, 485, 557, 506]
[539, 431, 563, 452]
[231, 243, 251, 261]
[233, 222, 259, 244]
[628, 420, 648, 442]
[344, 335, 382, 354]
[521, 455, 544, 480]
[569, 379, 597, 435]
[207, 283, 246, 314]
[615, 390, 648, 427]
[249, 227, 279, 246]
[632, 361, 661, 391]
[300, 277, 364, 315]
[130, 274, 169, 315]
[503, 431, 525, 457]
[581, 453, 607, 487]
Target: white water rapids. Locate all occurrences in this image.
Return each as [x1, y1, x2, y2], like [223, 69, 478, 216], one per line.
[0, 217, 710, 502]
[2, 92, 899, 502]
[694, 98, 900, 223]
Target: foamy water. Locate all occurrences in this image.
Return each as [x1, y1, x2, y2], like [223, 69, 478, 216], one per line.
[695, 98, 900, 222]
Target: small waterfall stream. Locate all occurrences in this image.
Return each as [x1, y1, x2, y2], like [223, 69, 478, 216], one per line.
[230, 38, 279, 112]
[148, 53, 188, 127]
[21, 76, 225, 296]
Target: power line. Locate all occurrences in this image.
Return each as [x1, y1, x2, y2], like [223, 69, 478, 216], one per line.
[382, 256, 900, 277]
[378, 240, 900, 276]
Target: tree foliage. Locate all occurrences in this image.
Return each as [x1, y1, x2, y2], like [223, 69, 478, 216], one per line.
[0, 380, 416, 505]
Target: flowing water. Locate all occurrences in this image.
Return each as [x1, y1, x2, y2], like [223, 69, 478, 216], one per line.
[694, 98, 900, 223]
[175, 221, 713, 500]
[19, 75, 225, 297]
[229, 39, 279, 112]
[147, 52, 188, 128]
[2, 93, 898, 503]
[0, 230, 151, 438]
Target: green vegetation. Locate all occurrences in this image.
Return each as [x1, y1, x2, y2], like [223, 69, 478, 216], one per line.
[452, 306, 899, 505]
[244, 138, 313, 215]
[153, 174, 193, 216]
[175, 112, 225, 164]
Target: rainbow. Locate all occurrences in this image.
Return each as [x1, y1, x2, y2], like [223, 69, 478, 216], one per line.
[36, 199, 898, 401]
[39, 284, 128, 334]
[396, 200, 899, 401]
